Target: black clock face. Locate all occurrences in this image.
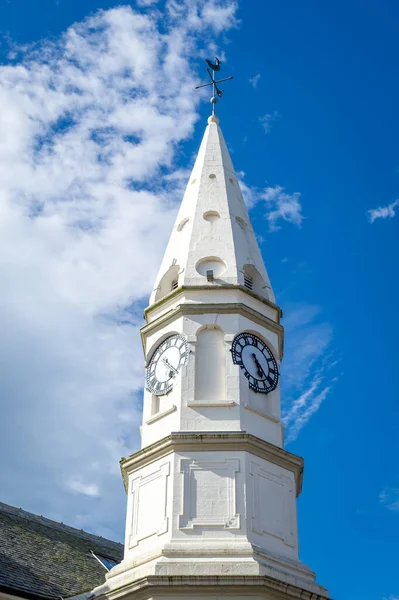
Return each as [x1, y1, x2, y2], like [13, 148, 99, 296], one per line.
[231, 332, 279, 394]
[145, 334, 189, 396]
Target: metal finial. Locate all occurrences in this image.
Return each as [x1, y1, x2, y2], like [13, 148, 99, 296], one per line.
[194, 57, 234, 115]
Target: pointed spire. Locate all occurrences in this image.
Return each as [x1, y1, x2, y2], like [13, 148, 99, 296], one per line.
[150, 116, 275, 306]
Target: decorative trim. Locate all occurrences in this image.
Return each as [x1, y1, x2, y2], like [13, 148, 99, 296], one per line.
[120, 432, 303, 497]
[141, 301, 284, 360]
[145, 405, 177, 424]
[244, 403, 279, 423]
[145, 284, 281, 319]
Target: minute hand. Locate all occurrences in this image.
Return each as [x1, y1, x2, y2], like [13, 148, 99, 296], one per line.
[251, 353, 266, 378]
[162, 357, 178, 377]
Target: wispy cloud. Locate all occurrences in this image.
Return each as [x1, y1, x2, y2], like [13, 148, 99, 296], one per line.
[237, 175, 304, 232]
[281, 305, 337, 443]
[259, 110, 279, 133]
[0, 1, 239, 539]
[67, 478, 101, 497]
[261, 185, 304, 231]
[249, 73, 261, 88]
[136, 0, 159, 6]
[379, 488, 399, 512]
[368, 199, 399, 223]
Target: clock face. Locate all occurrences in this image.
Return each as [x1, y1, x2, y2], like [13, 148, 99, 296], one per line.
[145, 334, 189, 396]
[231, 332, 279, 394]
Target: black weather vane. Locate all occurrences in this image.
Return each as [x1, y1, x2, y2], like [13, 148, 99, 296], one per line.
[195, 57, 234, 115]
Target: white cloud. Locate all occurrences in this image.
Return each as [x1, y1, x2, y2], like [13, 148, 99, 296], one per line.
[249, 73, 261, 88]
[368, 199, 399, 223]
[259, 110, 279, 133]
[261, 185, 304, 231]
[379, 488, 399, 512]
[281, 305, 337, 443]
[136, 0, 159, 6]
[236, 175, 304, 231]
[0, 1, 238, 540]
[67, 478, 101, 497]
[167, 0, 239, 34]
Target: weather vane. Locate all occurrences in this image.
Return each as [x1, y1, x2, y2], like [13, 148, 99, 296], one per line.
[194, 58, 234, 115]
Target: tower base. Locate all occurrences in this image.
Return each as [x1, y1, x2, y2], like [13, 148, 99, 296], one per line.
[92, 545, 329, 600]
[93, 573, 329, 600]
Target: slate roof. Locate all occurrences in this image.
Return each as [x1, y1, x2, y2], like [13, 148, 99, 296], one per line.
[0, 502, 124, 600]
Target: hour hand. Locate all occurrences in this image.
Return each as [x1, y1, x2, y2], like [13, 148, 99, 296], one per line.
[251, 352, 265, 379]
[162, 357, 178, 378]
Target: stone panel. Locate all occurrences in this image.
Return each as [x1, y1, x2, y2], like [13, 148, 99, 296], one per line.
[128, 462, 170, 548]
[179, 458, 240, 529]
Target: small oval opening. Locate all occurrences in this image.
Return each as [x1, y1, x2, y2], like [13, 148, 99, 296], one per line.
[177, 218, 189, 231]
[203, 210, 220, 223]
[191, 178, 197, 185]
[235, 216, 247, 230]
[229, 178, 235, 184]
[196, 257, 226, 278]
[208, 174, 216, 179]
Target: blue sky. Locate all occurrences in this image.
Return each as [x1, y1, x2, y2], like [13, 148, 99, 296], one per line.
[0, 2, 398, 599]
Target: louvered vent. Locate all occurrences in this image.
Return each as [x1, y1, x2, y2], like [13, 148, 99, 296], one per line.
[244, 274, 253, 290]
[171, 279, 179, 291]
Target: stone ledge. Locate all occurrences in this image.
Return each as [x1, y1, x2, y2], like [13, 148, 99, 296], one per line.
[145, 405, 177, 425]
[120, 432, 303, 496]
[93, 574, 329, 600]
[144, 284, 281, 320]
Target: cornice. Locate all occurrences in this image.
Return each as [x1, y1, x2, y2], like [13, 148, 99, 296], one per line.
[120, 432, 303, 497]
[145, 284, 282, 320]
[141, 301, 284, 360]
[94, 574, 329, 600]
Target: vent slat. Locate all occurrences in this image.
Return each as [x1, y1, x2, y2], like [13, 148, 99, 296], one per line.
[244, 275, 253, 290]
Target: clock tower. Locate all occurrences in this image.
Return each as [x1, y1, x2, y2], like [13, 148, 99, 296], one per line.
[92, 112, 330, 599]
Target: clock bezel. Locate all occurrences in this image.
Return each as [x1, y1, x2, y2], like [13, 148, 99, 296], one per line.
[231, 332, 279, 394]
[145, 333, 189, 396]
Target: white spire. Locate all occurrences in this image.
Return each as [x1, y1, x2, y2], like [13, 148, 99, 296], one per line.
[150, 115, 275, 306]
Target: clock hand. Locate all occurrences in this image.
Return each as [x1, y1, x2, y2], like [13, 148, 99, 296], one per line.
[251, 352, 266, 379]
[162, 357, 178, 378]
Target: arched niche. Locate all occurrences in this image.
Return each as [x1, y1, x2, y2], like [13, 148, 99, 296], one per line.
[155, 264, 181, 302]
[195, 326, 226, 403]
[242, 264, 269, 300]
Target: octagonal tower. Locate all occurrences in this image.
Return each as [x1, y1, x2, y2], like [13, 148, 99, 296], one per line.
[92, 115, 329, 600]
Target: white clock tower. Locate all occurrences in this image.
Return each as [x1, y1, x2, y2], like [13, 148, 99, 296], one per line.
[92, 112, 330, 600]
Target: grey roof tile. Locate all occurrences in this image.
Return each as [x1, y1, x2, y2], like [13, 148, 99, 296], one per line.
[0, 502, 124, 600]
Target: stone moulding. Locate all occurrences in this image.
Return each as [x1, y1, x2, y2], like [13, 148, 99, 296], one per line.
[144, 283, 282, 320]
[140, 300, 285, 359]
[96, 574, 329, 600]
[120, 432, 304, 497]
